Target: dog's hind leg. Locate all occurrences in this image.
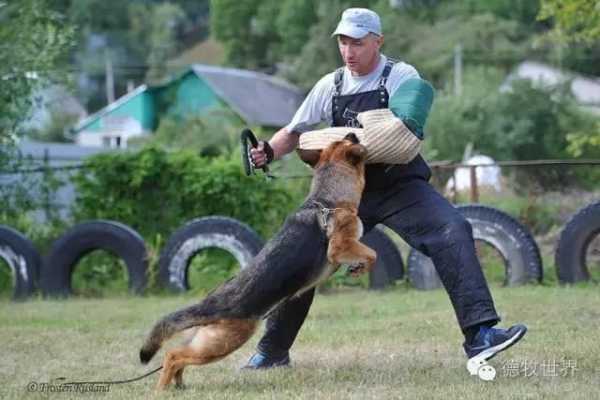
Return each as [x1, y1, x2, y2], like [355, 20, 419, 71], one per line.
[156, 319, 258, 390]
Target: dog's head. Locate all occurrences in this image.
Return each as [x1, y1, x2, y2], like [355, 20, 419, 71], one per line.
[297, 133, 367, 168]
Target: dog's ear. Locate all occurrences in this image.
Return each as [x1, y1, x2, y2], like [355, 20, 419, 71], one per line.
[344, 132, 360, 144]
[346, 144, 367, 165]
[296, 149, 322, 168]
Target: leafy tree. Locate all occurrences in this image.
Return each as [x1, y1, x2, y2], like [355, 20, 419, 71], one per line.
[52, 0, 208, 111]
[539, 0, 600, 43]
[128, 2, 186, 84]
[276, 0, 318, 57]
[210, 0, 268, 68]
[0, 0, 75, 141]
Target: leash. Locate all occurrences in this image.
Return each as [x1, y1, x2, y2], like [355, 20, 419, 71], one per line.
[52, 365, 163, 386]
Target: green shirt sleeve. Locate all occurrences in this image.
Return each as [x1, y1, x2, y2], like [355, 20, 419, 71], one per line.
[389, 78, 435, 139]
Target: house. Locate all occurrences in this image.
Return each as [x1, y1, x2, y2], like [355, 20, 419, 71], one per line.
[502, 61, 600, 115]
[71, 65, 305, 148]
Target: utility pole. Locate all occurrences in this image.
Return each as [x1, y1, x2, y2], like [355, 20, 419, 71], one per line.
[454, 43, 463, 97]
[105, 49, 115, 104]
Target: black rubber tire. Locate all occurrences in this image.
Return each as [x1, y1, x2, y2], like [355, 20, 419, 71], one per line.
[40, 221, 148, 297]
[158, 216, 264, 291]
[0, 225, 41, 300]
[407, 205, 543, 290]
[555, 201, 600, 283]
[362, 227, 404, 290]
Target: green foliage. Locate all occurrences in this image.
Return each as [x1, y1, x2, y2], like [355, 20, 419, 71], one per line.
[71, 250, 128, 297]
[566, 121, 600, 157]
[0, 153, 65, 231]
[276, 0, 318, 57]
[480, 193, 562, 234]
[139, 108, 245, 157]
[539, 0, 600, 43]
[61, 0, 209, 110]
[24, 110, 78, 143]
[383, 12, 531, 86]
[427, 70, 596, 161]
[426, 69, 599, 189]
[187, 248, 239, 294]
[284, 1, 344, 90]
[211, 0, 378, 77]
[72, 146, 302, 241]
[128, 2, 186, 84]
[0, 0, 75, 140]
[210, 0, 271, 68]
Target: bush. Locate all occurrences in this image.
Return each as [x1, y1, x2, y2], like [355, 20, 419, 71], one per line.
[426, 69, 599, 189]
[66, 146, 310, 294]
[72, 145, 303, 246]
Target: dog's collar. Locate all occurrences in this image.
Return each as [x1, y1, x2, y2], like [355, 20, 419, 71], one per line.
[310, 200, 345, 231]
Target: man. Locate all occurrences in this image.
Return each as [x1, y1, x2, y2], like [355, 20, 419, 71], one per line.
[247, 8, 527, 373]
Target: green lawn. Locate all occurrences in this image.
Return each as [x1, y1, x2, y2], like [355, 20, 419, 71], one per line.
[1, 284, 599, 399]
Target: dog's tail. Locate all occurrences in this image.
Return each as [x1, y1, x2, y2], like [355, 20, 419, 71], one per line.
[139, 305, 215, 364]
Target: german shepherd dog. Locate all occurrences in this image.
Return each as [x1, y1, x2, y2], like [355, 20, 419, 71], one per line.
[139, 133, 376, 390]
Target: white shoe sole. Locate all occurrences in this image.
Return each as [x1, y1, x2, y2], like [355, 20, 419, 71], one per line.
[466, 328, 527, 375]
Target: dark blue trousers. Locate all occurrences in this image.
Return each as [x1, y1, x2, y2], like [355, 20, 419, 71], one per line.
[257, 178, 500, 357]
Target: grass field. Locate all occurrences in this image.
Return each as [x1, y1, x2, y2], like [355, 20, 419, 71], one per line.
[1, 283, 599, 400]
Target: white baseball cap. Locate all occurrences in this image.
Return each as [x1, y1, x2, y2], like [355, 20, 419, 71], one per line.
[332, 8, 382, 39]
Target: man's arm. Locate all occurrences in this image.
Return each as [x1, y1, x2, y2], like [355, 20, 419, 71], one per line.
[249, 127, 299, 168]
[250, 73, 333, 167]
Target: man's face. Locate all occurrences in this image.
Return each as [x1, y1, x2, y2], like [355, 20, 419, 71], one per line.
[337, 34, 384, 76]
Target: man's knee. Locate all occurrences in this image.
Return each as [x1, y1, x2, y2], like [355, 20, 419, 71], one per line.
[423, 213, 474, 256]
[442, 214, 473, 242]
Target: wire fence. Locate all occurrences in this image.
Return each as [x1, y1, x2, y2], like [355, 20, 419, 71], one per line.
[3, 157, 600, 209]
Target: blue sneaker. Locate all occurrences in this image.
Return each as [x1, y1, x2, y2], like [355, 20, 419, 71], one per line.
[464, 324, 527, 375]
[242, 351, 291, 370]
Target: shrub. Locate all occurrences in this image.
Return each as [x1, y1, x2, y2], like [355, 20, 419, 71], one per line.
[72, 145, 303, 244]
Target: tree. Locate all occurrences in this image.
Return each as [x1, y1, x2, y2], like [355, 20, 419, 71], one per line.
[538, 0, 600, 43]
[0, 0, 74, 142]
[52, 0, 208, 111]
[210, 0, 278, 69]
[128, 2, 186, 84]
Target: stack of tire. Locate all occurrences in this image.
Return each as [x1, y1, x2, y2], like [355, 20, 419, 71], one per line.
[0, 216, 406, 299]
[1, 201, 598, 300]
[407, 205, 543, 289]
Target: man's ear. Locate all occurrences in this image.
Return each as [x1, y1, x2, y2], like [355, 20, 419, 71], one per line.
[296, 149, 322, 167]
[347, 144, 367, 164]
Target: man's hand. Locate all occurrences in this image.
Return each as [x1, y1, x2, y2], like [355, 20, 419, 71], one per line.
[248, 127, 300, 168]
[250, 141, 273, 168]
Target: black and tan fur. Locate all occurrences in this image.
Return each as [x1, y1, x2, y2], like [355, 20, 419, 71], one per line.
[139, 133, 376, 390]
